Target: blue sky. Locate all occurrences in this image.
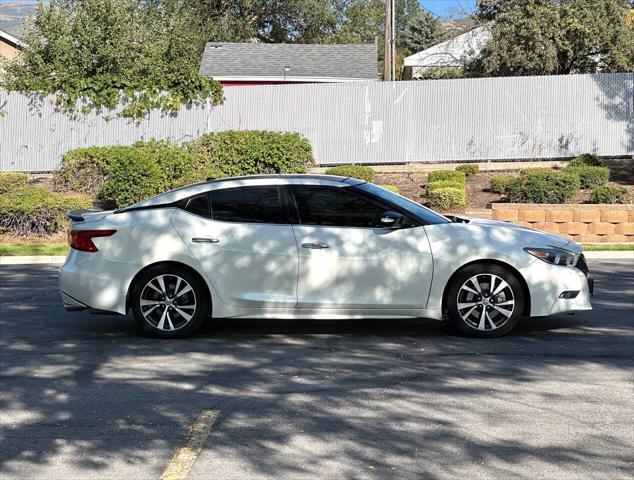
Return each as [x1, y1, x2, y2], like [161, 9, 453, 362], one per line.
[420, 0, 477, 18]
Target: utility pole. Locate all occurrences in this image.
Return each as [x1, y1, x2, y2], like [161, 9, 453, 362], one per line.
[383, 0, 393, 81]
[391, 0, 396, 81]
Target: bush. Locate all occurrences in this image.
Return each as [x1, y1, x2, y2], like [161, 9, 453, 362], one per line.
[380, 184, 400, 194]
[54, 147, 115, 196]
[426, 179, 465, 193]
[173, 166, 226, 188]
[0, 187, 91, 236]
[426, 187, 466, 210]
[427, 170, 466, 184]
[455, 164, 479, 176]
[129, 141, 202, 190]
[186, 130, 314, 177]
[99, 150, 164, 208]
[590, 185, 630, 204]
[506, 170, 580, 203]
[489, 175, 514, 194]
[518, 167, 553, 176]
[568, 153, 603, 168]
[54, 142, 203, 197]
[566, 166, 610, 189]
[324, 165, 375, 182]
[0, 172, 28, 193]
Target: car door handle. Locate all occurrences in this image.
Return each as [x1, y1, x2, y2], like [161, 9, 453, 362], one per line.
[192, 237, 219, 244]
[302, 242, 329, 249]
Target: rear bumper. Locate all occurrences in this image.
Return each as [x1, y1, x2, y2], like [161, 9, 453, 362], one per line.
[59, 250, 139, 315]
[61, 291, 88, 311]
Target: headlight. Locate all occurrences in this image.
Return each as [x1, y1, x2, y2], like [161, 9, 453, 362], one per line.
[524, 246, 579, 266]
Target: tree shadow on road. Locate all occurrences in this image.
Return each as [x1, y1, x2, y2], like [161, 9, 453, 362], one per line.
[0, 262, 632, 479]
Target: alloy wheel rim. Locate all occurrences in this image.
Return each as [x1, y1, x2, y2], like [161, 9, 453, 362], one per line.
[456, 274, 515, 331]
[140, 274, 197, 331]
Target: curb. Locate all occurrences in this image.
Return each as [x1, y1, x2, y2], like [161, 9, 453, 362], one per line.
[0, 256, 67, 265]
[1, 251, 632, 265]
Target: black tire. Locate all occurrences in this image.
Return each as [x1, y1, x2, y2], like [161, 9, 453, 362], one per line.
[131, 264, 210, 338]
[446, 263, 525, 338]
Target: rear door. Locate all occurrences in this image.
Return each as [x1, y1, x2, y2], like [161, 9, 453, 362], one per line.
[289, 185, 433, 310]
[171, 186, 299, 308]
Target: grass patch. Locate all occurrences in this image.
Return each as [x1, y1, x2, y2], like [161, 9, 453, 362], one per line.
[0, 242, 69, 256]
[582, 244, 634, 251]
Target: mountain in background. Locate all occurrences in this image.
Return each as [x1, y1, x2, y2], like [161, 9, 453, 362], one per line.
[0, 1, 38, 38]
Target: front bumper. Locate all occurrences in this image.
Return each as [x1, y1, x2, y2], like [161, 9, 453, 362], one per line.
[521, 258, 593, 317]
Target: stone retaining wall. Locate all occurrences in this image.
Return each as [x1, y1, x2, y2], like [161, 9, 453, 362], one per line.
[491, 204, 634, 243]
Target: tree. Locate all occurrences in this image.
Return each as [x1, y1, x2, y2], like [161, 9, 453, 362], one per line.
[399, 9, 443, 56]
[475, 0, 517, 20]
[468, 0, 634, 76]
[1, 0, 222, 118]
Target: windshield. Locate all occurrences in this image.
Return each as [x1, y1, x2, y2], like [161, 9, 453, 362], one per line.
[354, 183, 450, 225]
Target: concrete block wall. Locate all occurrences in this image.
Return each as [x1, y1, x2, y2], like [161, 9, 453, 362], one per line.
[491, 204, 634, 243]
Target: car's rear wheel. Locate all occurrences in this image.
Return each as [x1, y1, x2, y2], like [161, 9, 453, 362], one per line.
[446, 263, 525, 338]
[131, 265, 209, 338]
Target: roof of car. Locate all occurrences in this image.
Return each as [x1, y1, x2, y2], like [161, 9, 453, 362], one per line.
[123, 174, 365, 210]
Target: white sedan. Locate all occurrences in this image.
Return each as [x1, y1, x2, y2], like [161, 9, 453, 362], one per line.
[59, 175, 593, 338]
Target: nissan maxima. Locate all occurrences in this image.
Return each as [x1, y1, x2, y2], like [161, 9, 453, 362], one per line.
[59, 175, 593, 338]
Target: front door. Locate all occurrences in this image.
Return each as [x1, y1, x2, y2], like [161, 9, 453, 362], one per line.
[289, 185, 433, 310]
[172, 186, 298, 308]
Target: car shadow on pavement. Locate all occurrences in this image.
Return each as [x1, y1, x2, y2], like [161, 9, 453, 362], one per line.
[0, 261, 632, 479]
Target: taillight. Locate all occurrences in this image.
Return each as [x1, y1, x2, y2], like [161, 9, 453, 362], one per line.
[68, 229, 116, 252]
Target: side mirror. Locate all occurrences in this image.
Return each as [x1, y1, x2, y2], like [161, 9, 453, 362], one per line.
[379, 211, 405, 228]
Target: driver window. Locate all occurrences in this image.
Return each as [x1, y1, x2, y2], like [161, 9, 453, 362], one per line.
[292, 186, 391, 228]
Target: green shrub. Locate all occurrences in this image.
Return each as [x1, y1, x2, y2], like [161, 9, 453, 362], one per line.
[427, 170, 466, 184]
[0, 172, 28, 193]
[324, 165, 375, 182]
[130, 141, 202, 190]
[506, 170, 580, 203]
[99, 150, 164, 208]
[590, 185, 630, 204]
[380, 184, 400, 194]
[489, 175, 514, 194]
[518, 167, 554, 176]
[54, 147, 115, 195]
[568, 153, 603, 168]
[455, 163, 479, 176]
[0, 187, 91, 236]
[186, 130, 314, 177]
[566, 166, 610, 189]
[426, 179, 465, 193]
[54, 142, 203, 196]
[426, 187, 466, 210]
[173, 166, 226, 188]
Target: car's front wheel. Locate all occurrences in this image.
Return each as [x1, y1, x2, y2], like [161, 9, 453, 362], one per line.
[131, 265, 209, 338]
[446, 263, 525, 338]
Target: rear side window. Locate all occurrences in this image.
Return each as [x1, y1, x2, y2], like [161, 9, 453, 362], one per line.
[184, 193, 211, 218]
[292, 186, 389, 228]
[210, 187, 285, 224]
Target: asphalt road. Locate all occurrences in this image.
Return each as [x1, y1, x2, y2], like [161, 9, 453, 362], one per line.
[1, 261, 633, 480]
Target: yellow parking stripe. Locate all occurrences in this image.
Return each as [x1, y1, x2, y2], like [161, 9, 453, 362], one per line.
[160, 410, 219, 480]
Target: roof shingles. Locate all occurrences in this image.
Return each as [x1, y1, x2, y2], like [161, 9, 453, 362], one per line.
[199, 43, 378, 81]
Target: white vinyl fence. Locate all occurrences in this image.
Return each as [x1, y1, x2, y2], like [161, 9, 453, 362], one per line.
[0, 72, 632, 172]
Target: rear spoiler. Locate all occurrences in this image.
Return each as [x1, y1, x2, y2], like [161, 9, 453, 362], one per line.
[66, 209, 102, 222]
